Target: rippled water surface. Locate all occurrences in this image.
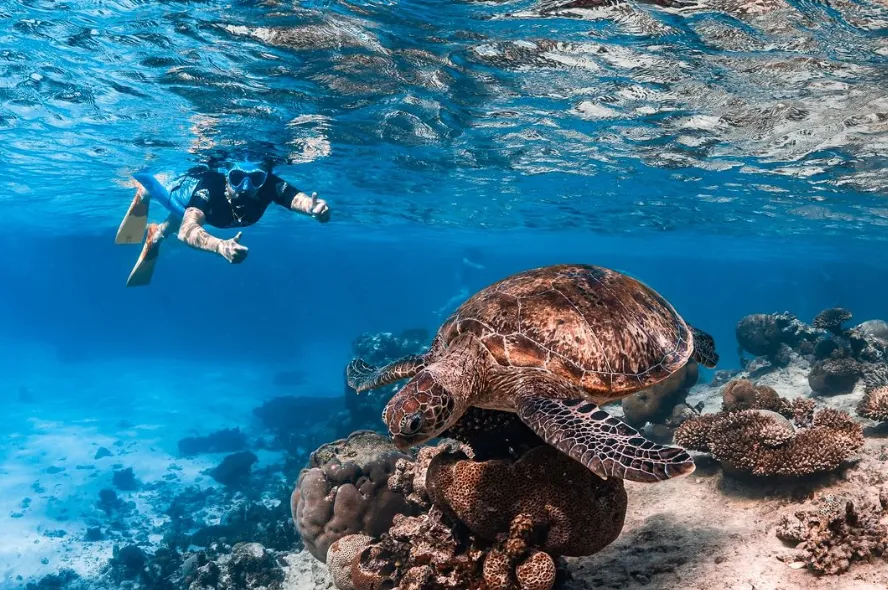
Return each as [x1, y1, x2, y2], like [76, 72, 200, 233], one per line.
[2, 0, 887, 238]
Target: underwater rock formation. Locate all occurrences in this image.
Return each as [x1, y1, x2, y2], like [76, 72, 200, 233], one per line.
[621, 361, 698, 430]
[674, 380, 864, 477]
[776, 492, 888, 575]
[291, 430, 418, 561]
[808, 357, 861, 396]
[735, 312, 818, 358]
[179, 428, 248, 457]
[311, 413, 628, 590]
[812, 308, 853, 335]
[856, 386, 888, 423]
[207, 451, 258, 488]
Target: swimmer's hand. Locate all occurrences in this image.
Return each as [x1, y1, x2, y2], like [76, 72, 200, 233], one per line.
[309, 192, 331, 223]
[217, 232, 249, 264]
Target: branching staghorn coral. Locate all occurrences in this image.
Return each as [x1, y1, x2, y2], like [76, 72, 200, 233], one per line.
[856, 385, 888, 423]
[674, 381, 864, 477]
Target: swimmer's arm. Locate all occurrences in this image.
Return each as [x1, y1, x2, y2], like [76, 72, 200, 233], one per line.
[178, 207, 224, 254]
[270, 175, 330, 221]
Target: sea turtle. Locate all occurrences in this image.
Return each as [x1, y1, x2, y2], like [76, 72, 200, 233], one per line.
[346, 264, 718, 483]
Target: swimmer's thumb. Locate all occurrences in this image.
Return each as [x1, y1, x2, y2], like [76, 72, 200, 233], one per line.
[232, 231, 243, 243]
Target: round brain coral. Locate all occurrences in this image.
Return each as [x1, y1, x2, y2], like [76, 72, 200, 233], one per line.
[291, 430, 418, 561]
[426, 444, 627, 557]
[674, 399, 864, 477]
[857, 386, 888, 422]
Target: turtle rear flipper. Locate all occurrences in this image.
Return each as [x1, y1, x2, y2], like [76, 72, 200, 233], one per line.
[346, 354, 428, 393]
[515, 394, 695, 483]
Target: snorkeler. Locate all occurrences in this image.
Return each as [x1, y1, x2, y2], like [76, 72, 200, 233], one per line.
[114, 161, 330, 287]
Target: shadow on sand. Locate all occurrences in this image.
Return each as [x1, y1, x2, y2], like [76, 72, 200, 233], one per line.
[565, 512, 728, 589]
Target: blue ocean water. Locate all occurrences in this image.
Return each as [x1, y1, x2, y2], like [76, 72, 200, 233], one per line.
[1, 0, 887, 587]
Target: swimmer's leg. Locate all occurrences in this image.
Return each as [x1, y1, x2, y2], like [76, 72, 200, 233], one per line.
[115, 185, 150, 245]
[125, 213, 182, 288]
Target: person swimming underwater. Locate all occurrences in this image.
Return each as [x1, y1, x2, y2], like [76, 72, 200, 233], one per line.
[114, 160, 330, 287]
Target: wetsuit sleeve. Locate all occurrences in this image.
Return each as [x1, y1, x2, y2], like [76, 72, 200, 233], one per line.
[267, 174, 303, 208]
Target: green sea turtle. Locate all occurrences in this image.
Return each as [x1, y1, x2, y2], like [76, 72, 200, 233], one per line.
[347, 264, 718, 483]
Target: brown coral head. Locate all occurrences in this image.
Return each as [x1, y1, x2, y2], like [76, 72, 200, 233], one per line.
[722, 379, 757, 411]
[384, 370, 463, 451]
[857, 385, 888, 422]
[812, 308, 852, 334]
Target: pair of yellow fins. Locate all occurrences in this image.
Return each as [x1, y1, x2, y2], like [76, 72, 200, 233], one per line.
[114, 186, 162, 288]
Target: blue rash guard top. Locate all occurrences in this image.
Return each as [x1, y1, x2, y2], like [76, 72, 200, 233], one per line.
[184, 170, 302, 229]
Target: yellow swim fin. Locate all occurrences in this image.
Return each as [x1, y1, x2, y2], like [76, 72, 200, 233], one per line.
[125, 224, 162, 288]
[115, 187, 149, 245]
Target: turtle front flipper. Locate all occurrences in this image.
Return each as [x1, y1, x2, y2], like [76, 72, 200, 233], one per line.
[346, 354, 429, 393]
[515, 394, 695, 483]
[689, 324, 719, 368]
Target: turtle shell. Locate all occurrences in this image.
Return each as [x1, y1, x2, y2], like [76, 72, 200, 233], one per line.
[435, 264, 693, 399]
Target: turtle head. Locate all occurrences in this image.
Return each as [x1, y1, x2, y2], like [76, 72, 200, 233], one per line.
[383, 369, 461, 451]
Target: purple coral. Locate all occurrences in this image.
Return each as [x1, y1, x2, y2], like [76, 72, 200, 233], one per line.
[290, 430, 418, 561]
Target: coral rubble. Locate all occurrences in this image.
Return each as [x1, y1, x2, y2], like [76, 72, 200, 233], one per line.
[776, 492, 888, 575]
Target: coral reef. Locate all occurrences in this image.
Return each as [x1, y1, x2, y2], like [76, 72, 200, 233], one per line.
[808, 358, 861, 396]
[426, 444, 627, 556]
[721, 379, 783, 412]
[674, 380, 864, 477]
[179, 428, 248, 457]
[291, 430, 418, 561]
[733, 309, 888, 399]
[736, 312, 818, 358]
[856, 386, 888, 422]
[310, 413, 628, 590]
[812, 308, 853, 335]
[207, 451, 258, 488]
[776, 491, 888, 575]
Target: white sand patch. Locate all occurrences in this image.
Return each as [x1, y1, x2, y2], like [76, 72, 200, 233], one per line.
[0, 338, 306, 586]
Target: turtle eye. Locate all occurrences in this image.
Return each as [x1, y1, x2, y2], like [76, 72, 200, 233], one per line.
[401, 412, 424, 436]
